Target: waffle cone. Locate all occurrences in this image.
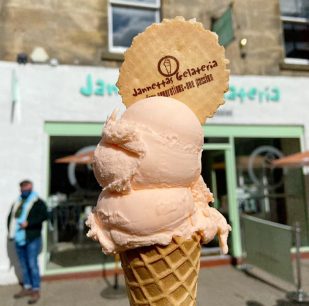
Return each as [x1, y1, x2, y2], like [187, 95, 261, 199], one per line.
[120, 233, 201, 306]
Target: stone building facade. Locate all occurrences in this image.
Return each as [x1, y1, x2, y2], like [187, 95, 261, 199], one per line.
[0, 0, 308, 75]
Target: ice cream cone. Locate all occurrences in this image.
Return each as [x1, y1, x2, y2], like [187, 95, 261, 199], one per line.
[120, 233, 201, 306]
[86, 16, 232, 306]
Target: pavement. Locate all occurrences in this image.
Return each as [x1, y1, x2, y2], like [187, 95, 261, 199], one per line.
[1, 261, 309, 306]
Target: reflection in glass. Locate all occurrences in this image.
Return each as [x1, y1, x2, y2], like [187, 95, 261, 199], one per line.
[204, 137, 229, 144]
[112, 6, 156, 48]
[280, 0, 309, 18]
[234, 137, 308, 245]
[201, 150, 230, 255]
[283, 22, 309, 60]
[46, 136, 110, 270]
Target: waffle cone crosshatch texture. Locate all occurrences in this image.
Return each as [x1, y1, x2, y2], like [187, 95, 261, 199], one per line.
[120, 233, 202, 306]
[117, 16, 230, 123]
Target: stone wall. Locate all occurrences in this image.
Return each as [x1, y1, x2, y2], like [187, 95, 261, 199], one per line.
[0, 0, 108, 65]
[0, 0, 308, 75]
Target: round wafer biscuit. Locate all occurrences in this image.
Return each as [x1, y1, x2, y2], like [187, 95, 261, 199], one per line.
[117, 16, 230, 123]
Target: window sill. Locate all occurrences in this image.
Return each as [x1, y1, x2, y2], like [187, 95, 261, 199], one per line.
[101, 50, 124, 62]
[280, 58, 309, 71]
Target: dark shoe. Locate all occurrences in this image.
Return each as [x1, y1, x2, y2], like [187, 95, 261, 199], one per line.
[28, 291, 40, 304]
[14, 288, 32, 298]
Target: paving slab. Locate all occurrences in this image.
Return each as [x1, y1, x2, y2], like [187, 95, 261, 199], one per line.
[1, 263, 309, 306]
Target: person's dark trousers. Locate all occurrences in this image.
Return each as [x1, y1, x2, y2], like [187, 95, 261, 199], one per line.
[15, 237, 42, 291]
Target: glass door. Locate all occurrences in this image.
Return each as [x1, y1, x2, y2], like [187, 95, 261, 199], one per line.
[201, 144, 241, 258]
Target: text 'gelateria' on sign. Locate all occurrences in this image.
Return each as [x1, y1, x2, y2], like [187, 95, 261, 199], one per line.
[225, 86, 280, 103]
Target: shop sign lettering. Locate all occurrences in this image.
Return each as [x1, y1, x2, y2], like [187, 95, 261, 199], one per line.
[80, 74, 118, 97]
[225, 86, 280, 103]
[80, 75, 281, 105]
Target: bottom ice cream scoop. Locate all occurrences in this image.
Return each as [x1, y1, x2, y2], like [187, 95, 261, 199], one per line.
[86, 187, 196, 254]
[86, 176, 231, 255]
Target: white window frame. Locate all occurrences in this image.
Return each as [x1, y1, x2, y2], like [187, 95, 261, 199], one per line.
[280, 10, 309, 65]
[108, 0, 160, 54]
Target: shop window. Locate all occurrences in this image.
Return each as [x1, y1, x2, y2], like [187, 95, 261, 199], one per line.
[46, 136, 111, 270]
[108, 0, 160, 53]
[280, 0, 309, 64]
[234, 137, 308, 244]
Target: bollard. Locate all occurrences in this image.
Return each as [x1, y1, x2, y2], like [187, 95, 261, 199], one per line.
[287, 222, 309, 303]
[100, 254, 127, 299]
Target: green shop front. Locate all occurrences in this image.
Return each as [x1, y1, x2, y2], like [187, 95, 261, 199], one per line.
[43, 119, 307, 275]
[42, 74, 309, 277]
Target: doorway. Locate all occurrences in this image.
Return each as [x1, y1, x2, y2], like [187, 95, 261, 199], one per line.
[201, 144, 240, 258]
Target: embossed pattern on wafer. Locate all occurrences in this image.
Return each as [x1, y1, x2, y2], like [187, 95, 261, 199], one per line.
[120, 233, 201, 306]
[117, 17, 230, 123]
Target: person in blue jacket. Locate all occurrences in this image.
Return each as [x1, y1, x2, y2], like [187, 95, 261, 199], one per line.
[8, 180, 48, 304]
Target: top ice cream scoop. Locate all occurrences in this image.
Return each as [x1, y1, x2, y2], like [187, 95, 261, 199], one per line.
[86, 97, 231, 255]
[92, 96, 203, 192]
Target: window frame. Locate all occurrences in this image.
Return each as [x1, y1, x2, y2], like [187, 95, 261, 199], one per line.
[108, 0, 161, 54]
[280, 3, 309, 65]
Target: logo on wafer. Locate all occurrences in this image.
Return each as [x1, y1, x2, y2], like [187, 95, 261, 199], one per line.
[157, 56, 179, 77]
